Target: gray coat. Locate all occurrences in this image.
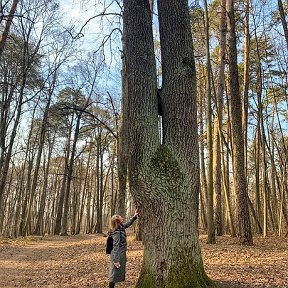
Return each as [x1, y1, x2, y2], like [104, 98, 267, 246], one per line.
[108, 216, 137, 283]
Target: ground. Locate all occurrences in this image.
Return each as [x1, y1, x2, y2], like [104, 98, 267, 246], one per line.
[0, 234, 287, 288]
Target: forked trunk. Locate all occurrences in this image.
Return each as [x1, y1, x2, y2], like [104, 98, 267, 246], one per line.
[123, 0, 212, 286]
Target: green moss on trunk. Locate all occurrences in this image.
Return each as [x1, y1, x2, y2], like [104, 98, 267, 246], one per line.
[135, 262, 214, 288]
[149, 145, 184, 184]
[135, 265, 156, 288]
[166, 263, 214, 288]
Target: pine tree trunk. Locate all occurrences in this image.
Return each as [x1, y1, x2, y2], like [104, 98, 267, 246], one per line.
[76, 143, 92, 234]
[0, 0, 19, 57]
[255, 127, 262, 232]
[95, 135, 105, 234]
[203, 0, 215, 244]
[34, 140, 53, 235]
[198, 85, 208, 231]
[226, 0, 253, 245]
[242, 0, 250, 177]
[222, 126, 236, 237]
[54, 140, 70, 235]
[61, 114, 82, 235]
[214, 0, 226, 237]
[117, 62, 128, 217]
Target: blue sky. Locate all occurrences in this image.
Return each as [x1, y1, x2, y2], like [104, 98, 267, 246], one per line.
[58, 0, 123, 96]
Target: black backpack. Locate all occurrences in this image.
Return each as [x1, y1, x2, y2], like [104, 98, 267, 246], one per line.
[106, 234, 113, 254]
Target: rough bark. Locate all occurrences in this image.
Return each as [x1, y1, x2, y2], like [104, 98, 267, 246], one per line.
[226, 0, 253, 245]
[123, 0, 213, 286]
[214, 0, 226, 237]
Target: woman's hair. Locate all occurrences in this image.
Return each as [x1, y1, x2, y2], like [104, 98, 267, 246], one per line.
[110, 215, 121, 232]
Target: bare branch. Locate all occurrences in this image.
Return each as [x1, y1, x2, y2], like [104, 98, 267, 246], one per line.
[71, 12, 121, 40]
[59, 104, 117, 138]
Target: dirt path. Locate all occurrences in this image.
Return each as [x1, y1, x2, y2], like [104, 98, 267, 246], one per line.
[0, 234, 287, 288]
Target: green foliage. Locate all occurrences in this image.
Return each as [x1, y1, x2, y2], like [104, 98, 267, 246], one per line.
[48, 87, 87, 135]
[249, 36, 275, 66]
[0, 34, 44, 90]
[264, 86, 287, 108]
[57, 87, 87, 108]
[208, 0, 243, 34]
[208, 0, 221, 33]
[190, 6, 204, 26]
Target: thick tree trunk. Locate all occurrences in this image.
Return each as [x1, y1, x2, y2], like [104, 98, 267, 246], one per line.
[123, 0, 212, 286]
[226, 0, 253, 245]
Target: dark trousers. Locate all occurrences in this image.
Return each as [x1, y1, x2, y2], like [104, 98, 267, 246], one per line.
[109, 282, 115, 288]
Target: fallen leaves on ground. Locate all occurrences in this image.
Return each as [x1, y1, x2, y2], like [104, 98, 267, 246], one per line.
[0, 234, 287, 287]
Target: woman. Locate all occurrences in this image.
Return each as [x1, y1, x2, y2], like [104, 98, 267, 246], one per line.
[108, 210, 139, 288]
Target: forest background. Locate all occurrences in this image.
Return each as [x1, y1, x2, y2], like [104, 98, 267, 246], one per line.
[0, 0, 287, 246]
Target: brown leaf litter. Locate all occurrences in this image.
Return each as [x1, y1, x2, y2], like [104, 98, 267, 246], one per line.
[0, 234, 287, 287]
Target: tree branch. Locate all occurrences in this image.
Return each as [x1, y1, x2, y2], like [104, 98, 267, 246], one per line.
[59, 104, 117, 139]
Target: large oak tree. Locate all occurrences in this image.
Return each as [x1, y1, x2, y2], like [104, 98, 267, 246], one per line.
[123, 0, 212, 286]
